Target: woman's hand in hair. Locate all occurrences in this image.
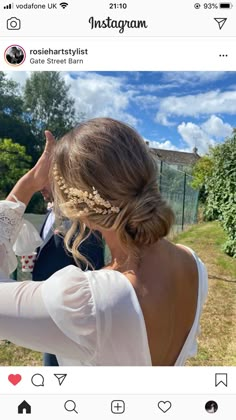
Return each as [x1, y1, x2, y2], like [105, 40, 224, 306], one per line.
[28, 131, 56, 192]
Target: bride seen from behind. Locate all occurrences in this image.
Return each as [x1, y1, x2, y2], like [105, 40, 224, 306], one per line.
[0, 118, 208, 366]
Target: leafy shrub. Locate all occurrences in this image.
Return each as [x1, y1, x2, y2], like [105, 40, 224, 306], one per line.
[204, 134, 236, 257]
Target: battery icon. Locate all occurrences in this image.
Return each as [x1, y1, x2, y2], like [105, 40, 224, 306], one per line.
[219, 2, 233, 7]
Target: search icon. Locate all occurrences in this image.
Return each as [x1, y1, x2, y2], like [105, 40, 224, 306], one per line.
[31, 373, 44, 387]
[64, 400, 78, 414]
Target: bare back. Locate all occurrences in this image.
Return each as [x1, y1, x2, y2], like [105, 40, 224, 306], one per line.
[122, 240, 199, 366]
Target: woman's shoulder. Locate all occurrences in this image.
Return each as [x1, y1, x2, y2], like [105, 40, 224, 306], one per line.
[87, 267, 136, 304]
[41, 265, 94, 320]
[175, 243, 207, 270]
[41, 265, 134, 315]
[175, 243, 208, 299]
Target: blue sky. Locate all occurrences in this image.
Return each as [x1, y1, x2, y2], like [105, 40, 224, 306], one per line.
[7, 71, 236, 155]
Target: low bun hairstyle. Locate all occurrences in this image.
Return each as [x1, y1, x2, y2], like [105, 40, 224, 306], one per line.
[52, 118, 175, 266]
[115, 181, 174, 248]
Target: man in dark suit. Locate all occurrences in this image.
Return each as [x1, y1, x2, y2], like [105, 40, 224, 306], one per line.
[32, 185, 104, 366]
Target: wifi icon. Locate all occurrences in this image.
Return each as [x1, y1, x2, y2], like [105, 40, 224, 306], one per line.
[60, 2, 68, 8]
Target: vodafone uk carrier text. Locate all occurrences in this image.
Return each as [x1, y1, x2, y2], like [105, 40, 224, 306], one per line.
[29, 48, 88, 64]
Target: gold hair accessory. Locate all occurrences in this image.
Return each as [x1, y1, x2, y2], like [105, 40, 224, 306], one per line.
[53, 166, 120, 216]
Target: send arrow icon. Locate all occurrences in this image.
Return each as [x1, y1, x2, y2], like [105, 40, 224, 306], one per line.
[214, 18, 227, 29]
[54, 374, 67, 386]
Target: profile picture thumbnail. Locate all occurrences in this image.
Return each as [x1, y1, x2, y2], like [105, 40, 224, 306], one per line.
[205, 400, 218, 413]
[4, 45, 26, 66]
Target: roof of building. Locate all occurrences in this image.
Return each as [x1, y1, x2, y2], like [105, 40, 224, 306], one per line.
[150, 147, 201, 166]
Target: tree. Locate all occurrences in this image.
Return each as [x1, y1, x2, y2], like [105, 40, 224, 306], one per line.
[23, 72, 80, 152]
[0, 72, 39, 161]
[0, 138, 32, 196]
[204, 134, 236, 257]
[192, 155, 213, 189]
[191, 155, 214, 203]
[0, 71, 23, 116]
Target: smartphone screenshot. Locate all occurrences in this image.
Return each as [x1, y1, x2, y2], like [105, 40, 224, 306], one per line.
[0, 0, 235, 418]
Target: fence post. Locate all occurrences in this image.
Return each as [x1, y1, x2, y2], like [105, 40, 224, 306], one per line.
[194, 189, 200, 223]
[159, 160, 163, 193]
[181, 172, 187, 231]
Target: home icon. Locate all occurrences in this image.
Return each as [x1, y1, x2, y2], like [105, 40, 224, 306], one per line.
[18, 400, 31, 414]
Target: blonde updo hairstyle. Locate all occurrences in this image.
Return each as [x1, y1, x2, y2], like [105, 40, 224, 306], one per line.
[51, 118, 174, 268]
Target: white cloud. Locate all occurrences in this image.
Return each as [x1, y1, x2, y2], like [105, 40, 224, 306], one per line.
[140, 84, 162, 93]
[139, 72, 226, 93]
[177, 115, 233, 155]
[178, 122, 216, 154]
[62, 72, 138, 126]
[155, 113, 175, 127]
[201, 115, 232, 138]
[162, 72, 226, 85]
[155, 89, 236, 123]
[135, 94, 158, 109]
[139, 84, 175, 92]
[148, 140, 179, 150]
[144, 138, 186, 151]
[5, 71, 31, 90]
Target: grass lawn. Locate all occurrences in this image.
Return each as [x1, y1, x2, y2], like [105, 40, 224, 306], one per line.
[174, 221, 236, 366]
[0, 220, 235, 366]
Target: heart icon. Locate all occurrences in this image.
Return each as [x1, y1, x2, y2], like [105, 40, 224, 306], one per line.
[8, 374, 22, 385]
[158, 401, 172, 413]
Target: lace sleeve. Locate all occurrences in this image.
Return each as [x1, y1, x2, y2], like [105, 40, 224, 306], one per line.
[0, 199, 25, 245]
[0, 197, 26, 276]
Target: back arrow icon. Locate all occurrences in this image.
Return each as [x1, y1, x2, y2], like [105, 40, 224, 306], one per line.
[54, 374, 67, 385]
[214, 18, 227, 30]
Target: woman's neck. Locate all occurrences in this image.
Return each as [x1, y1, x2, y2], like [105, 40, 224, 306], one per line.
[101, 229, 136, 272]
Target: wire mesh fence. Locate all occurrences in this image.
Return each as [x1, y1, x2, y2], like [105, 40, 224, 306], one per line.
[12, 159, 199, 280]
[157, 160, 199, 234]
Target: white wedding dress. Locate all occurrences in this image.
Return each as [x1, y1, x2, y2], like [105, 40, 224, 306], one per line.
[0, 198, 208, 366]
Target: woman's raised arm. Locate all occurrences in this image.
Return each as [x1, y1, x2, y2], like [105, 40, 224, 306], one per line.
[6, 130, 56, 206]
[0, 131, 55, 276]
